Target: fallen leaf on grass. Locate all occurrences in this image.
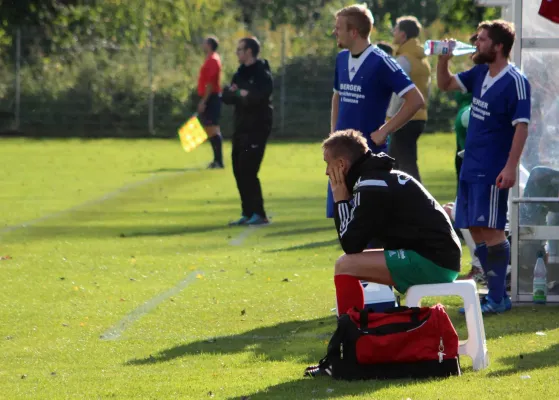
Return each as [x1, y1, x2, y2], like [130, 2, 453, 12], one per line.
[1, 255, 12, 260]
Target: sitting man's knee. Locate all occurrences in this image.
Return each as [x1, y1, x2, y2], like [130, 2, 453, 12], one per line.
[335, 254, 351, 275]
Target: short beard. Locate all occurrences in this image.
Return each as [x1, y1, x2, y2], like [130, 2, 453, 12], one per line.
[473, 49, 497, 64]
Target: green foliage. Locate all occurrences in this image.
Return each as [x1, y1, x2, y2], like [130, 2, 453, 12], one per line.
[0, 0, 503, 137]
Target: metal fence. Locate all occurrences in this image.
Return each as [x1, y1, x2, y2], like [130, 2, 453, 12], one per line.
[0, 28, 459, 139]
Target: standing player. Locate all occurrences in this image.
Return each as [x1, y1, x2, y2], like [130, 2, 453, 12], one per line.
[388, 15, 431, 183]
[327, 4, 425, 218]
[197, 36, 224, 169]
[437, 20, 531, 313]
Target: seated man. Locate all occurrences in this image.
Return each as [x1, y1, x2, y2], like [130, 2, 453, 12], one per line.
[324, 130, 462, 315]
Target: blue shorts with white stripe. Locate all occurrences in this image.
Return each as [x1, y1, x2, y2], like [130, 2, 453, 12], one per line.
[455, 180, 509, 230]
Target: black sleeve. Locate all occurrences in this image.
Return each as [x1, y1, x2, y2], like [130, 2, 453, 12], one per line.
[333, 186, 389, 254]
[221, 74, 239, 105]
[243, 67, 273, 106]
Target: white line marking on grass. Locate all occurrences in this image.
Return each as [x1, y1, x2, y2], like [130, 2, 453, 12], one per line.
[229, 226, 264, 246]
[100, 271, 201, 341]
[229, 214, 275, 246]
[0, 169, 195, 235]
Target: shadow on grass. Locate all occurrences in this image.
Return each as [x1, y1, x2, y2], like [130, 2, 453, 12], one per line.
[488, 343, 559, 377]
[227, 377, 415, 400]
[125, 316, 336, 366]
[266, 239, 339, 253]
[136, 167, 204, 174]
[264, 225, 333, 238]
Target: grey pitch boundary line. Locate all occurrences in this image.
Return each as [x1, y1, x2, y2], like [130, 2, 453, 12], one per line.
[100, 271, 201, 341]
[229, 214, 275, 246]
[0, 169, 194, 235]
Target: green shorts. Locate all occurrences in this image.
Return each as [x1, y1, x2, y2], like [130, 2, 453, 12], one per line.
[384, 249, 459, 294]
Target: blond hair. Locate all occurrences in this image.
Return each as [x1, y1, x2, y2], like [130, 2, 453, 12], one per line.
[336, 4, 374, 39]
[322, 129, 368, 162]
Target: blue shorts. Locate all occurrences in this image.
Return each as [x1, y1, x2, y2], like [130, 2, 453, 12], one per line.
[199, 93, 221, 126]
[455, 181, 509, 230]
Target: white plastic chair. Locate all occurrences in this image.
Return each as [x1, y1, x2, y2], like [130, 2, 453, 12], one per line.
[406, 279, 489, 371]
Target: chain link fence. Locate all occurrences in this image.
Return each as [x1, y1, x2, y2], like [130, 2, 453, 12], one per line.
[0, 27, 460, 139]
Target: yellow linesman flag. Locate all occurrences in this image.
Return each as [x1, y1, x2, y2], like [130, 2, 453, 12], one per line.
[178, 115, 208, 152]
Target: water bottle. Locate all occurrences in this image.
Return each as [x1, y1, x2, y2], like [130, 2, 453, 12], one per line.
[424, 40, 477, 56]
[533, 251, 548, 304]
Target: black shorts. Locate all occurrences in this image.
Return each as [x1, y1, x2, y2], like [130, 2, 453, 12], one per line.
[199, 93, 221, 126]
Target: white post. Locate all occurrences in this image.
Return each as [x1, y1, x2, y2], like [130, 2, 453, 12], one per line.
[510, 0, 523, 302]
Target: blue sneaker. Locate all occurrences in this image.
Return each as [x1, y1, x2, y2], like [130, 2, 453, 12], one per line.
[459, 295, 508, 314]
[246, 214, 270, 225]
[504, 295, 512, 311]
[228, 215, 249, 226]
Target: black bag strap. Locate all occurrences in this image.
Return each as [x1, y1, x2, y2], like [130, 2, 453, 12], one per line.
[359, 306, 422, 332]
[360, 309, 369, 330]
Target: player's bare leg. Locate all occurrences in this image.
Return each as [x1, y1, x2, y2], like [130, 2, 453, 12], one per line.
[334, 249, 395, 285]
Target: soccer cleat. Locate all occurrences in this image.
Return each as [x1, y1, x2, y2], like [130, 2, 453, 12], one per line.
[228, 215, 249, 226]
[207, 161, 224, 169]
[304, 363, 332, 378]
[459, 295, 508, 314]
[503, 295, 512, 311]
[246, 214, 270, 225]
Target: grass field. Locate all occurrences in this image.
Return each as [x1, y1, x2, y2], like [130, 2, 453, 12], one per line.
[1, 134, 559, 399]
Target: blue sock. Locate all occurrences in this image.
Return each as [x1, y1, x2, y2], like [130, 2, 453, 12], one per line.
[209, 133, 223, 164]
[486, 241, 510, 304]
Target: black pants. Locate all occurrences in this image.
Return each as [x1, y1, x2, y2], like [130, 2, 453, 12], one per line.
[388, 120, 425, 182]
[232, 137, 268, 218]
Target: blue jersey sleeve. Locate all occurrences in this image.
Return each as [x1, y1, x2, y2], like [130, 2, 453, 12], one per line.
[456, 65, 484, 93]
[378, 54, 415, 97]
[508, 73, 531, 126]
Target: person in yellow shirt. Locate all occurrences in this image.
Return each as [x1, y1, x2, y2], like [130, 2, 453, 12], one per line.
[387, 16, 431, 183]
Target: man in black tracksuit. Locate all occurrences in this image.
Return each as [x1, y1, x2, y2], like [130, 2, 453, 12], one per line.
[323, 130, 461, 315]
[222, 37, 273, 226]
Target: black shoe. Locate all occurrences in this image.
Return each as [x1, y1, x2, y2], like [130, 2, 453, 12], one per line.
[207, 161, 224, 169]
[304, 363, 332, 378]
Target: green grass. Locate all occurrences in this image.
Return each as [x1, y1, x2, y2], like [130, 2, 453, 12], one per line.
[1, 134, 558, 399]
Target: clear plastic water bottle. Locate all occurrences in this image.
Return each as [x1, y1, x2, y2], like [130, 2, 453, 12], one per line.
[424, 40, 477, 56]
[533, 251, 548, 304]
